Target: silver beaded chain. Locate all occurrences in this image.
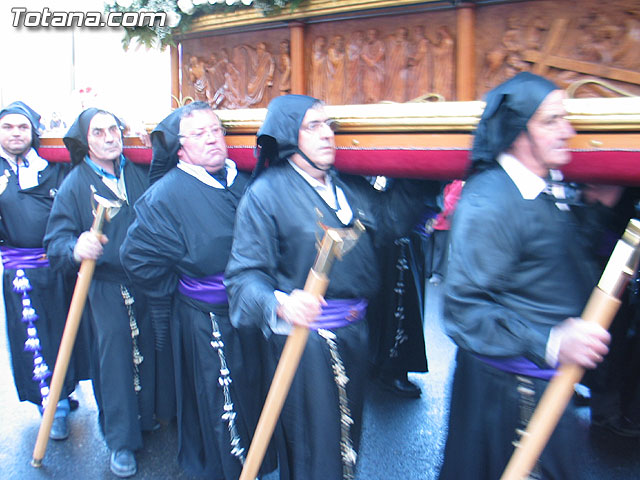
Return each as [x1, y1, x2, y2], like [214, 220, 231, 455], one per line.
[120, 285, 143, 393]
[318, 328, 357, 480]
[209, 312, 246, 464]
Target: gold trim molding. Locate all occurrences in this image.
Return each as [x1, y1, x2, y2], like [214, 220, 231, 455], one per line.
[184, 0, 441, 35]
[211, 97, 640, 134]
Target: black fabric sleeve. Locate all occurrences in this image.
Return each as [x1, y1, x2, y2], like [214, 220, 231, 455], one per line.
[225, 187, 282, 337]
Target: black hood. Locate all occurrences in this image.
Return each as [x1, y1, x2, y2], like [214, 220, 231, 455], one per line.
[0, 101, 45, 150]
[63, 108, 124, 166]
[471, 72, 558, 174]
[254, 94, 320, 178]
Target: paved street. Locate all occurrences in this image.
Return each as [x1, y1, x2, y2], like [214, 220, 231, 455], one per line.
[1, 278, 639, 479]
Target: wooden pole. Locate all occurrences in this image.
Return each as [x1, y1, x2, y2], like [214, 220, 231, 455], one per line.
[31, 203, 108, 468]
[501, 219, 640, 480]
[239, 230, 342, 480]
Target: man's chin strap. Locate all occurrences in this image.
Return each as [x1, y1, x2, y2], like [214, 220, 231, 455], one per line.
[296, 148, 341, 213]
[296, 148, 331, 172]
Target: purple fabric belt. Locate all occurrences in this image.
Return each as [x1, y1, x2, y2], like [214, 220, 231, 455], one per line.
[1, 246, 49, 270]
[309, 298, 368, 331]
[474, 354, 556, 381]
[178, 272, 228, 305]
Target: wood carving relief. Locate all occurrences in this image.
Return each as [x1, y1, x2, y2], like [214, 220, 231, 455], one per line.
[478, 0, 640, 97]
[307, 17, 457, 105]
[178, 0, 639, 109]
[182, 33, 288, 109]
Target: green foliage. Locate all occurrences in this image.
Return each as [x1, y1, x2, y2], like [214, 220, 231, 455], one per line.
[104, 0, 310, 50]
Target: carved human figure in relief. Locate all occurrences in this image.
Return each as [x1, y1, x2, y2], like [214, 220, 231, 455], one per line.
[361, 28, 385, 103]
[346, 31, 364, 104]
[484, 16, 526, 90]
[385, 27, 411, 102]
[431, 25, 455, 100]
[212, 49, 245, 109]
[278, 40, 292, 95]
[409, 25, 431, 100]
[613, 7, 640, 69]
[187, 55, 212, 104]
[205, 53, 225, 104]
[310, 36, 328, 101]
[326, 35, 346, 105]
[246, 42, 275, 107]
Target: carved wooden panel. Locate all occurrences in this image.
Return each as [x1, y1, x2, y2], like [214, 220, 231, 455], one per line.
[305, 9, 457, 105]
[181, 29, 290, 109]
[477, 0, 640, 98]
[177, 0, 640, 109]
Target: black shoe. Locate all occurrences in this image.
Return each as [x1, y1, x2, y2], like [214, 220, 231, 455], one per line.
[110, 449, 137, 478]
[50, 417, 69, 441]
[376, 374, 421, 398]
[69, 397, 80, 412]
[592, 416, 640, 438]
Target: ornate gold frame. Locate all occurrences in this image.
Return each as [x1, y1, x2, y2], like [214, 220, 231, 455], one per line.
[213, 97, 640, 134]
[184, 0, 441, 35]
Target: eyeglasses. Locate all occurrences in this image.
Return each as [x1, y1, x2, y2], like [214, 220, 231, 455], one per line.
[301, 119, 338, 133]
[180, 126, 226, 141]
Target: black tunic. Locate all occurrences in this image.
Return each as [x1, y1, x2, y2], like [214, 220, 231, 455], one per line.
[368, 230, 429, 378]
[0, 157, 85, 405]
[120, 166, 272, 478]
[440, 167, 606, 479]
[225, 162, 438, 480]
[44, 160, 171, 452]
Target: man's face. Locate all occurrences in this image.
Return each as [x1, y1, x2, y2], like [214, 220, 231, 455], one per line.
[522, 89, 575, 176]
[87, 113, 123, 164]
[297, 106, 336, 172]
[0, 113, 32, 157]
[178, 109, 228, 173]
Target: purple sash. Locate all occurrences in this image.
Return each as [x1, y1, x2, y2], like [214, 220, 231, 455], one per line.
[1, 247, 49, 270]
[309, 298, 368, 331]
[474, 354, 556, 381]
[178, 272, 228, 305]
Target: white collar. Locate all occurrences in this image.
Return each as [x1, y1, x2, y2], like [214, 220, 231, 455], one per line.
[177, 158, 237, 189]
[288, 158, 331, 191]
[498, 152, 552, 200]
[1, 147, 47, 173]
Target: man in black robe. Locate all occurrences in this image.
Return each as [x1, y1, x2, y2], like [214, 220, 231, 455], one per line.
[439, 72, 619, 479]
[120, 101, 274, 478]
[0, 101, 82, 441]
[44, 108, 170, 478]
[225, 94, 440, 480]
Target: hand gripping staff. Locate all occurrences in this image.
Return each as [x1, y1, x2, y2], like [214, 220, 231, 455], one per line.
[501, 218, 640, 480]
[32, 188, 122, 468]
[239, 220, 366, 480]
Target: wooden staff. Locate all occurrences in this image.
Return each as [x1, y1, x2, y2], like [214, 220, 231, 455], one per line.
[239, 221, 364, 480]
[32, 192, 119, 468]
[501, 218, 640, 480]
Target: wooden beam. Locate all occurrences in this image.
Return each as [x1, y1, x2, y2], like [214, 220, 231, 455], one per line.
[170, 45, 180, 108]
[456, 2, 475, 101]
[290, 22, 305, 95]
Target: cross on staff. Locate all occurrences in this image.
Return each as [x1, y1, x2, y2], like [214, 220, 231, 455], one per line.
[522, 18, 640, 86]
